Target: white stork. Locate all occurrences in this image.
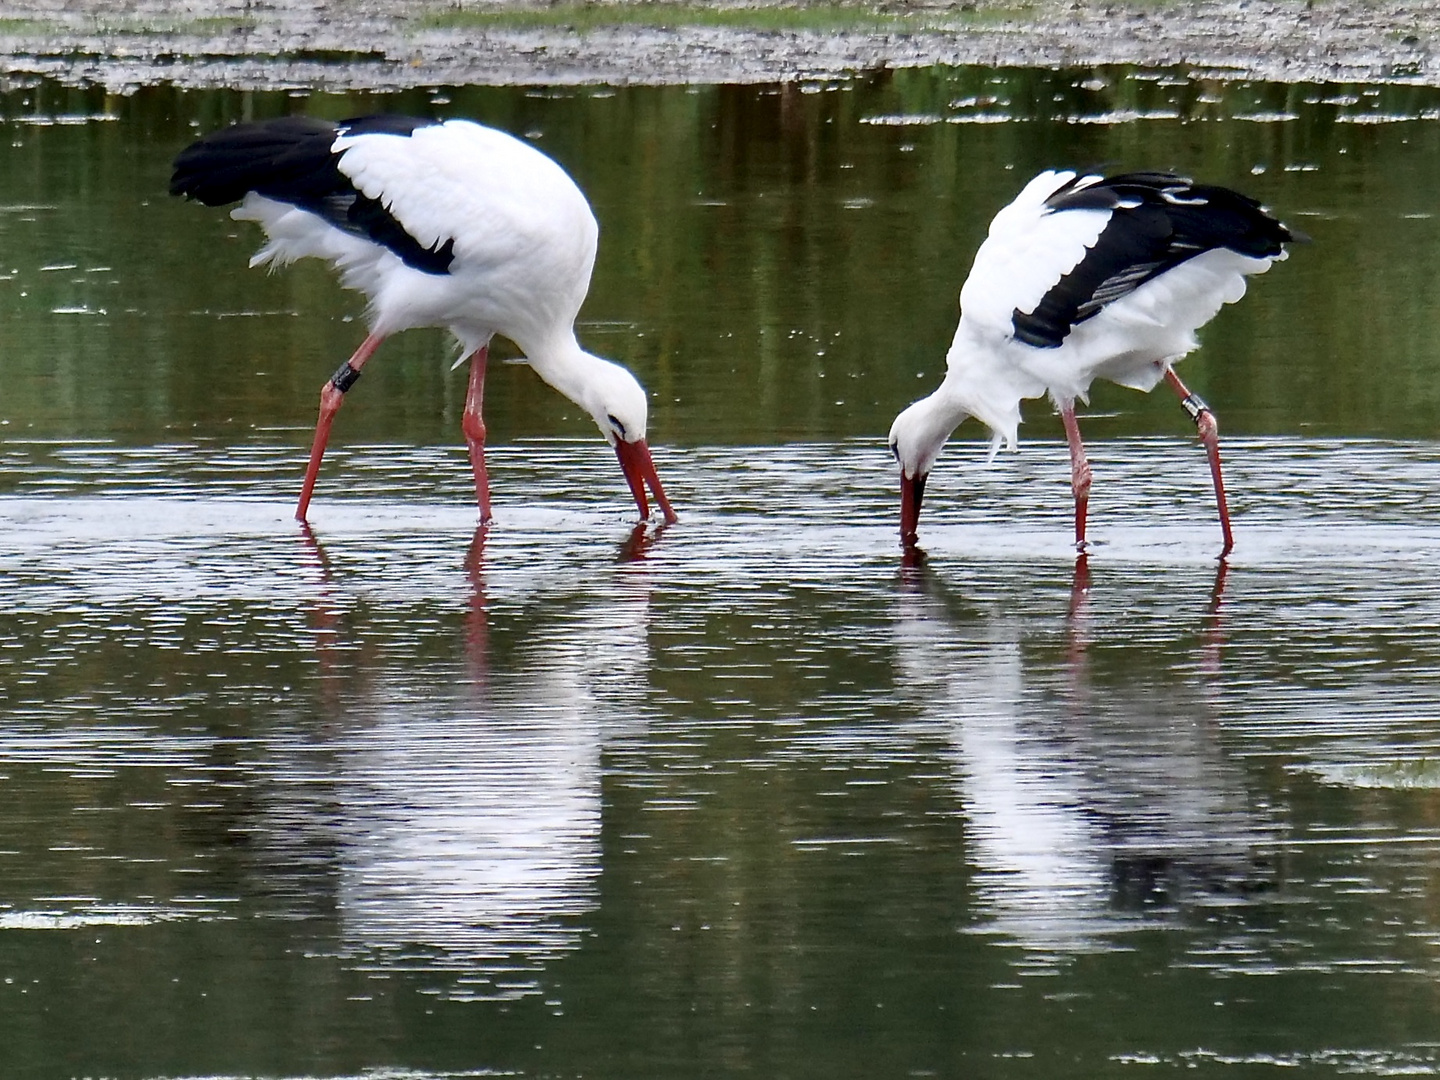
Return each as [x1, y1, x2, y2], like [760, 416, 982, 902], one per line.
[172, 115, 676, 526]
[889, 169, 1301, 555]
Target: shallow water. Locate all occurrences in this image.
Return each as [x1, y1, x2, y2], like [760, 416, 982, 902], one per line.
[3, 69, 1440, 1079]
[7, 438, 1440, 1076]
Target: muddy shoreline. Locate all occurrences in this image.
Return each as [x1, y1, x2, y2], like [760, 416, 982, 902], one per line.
[0, 0, 1434, 92]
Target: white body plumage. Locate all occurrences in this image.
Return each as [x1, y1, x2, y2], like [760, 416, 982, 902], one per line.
[237, 122, 595, 357]
[231, 120, 648, 441]
[895, 169, 1283, 470]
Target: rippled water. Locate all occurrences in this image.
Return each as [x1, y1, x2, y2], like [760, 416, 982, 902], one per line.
[6, 436, 1440, 1074]
[3, 68, 1440, 1079]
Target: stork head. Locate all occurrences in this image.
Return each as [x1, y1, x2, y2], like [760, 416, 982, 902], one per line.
[581, 356, 677, 525]
[888, 392, 969, 549]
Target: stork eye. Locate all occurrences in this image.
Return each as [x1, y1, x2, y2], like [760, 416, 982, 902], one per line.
[607, 413, 627, 437]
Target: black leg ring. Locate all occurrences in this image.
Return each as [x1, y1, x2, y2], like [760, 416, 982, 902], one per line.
[331, 361, 363, 393]
[1180, 392, 1211, 426]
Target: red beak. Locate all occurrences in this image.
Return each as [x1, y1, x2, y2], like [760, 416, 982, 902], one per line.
[614, 438, 677, 524]
[900, 470, 927, 548]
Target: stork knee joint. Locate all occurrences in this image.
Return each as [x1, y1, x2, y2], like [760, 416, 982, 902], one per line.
[463, 412, 487, 443]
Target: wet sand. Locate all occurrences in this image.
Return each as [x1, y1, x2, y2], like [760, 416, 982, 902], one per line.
[0, 0, 1434, 91]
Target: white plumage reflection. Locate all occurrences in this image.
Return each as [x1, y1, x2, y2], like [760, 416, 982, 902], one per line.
[889, 169, 1303, 555]
[172, 115, 676, 527]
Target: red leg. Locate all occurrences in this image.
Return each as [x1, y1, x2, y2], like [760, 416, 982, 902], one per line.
[296, 332, 385, 522]
[1165, 369, 1234, 557]
[1059, 402, 1092, 551]
[461, 345, 492, 523]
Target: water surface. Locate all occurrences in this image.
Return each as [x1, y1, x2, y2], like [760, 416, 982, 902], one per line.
[2, 68, 1440, 1079]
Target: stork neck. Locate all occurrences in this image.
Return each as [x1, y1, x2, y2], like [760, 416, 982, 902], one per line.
[937, 325, 1031, 451]
[908, 383, 974, 470]
[523, 331, 603, 409]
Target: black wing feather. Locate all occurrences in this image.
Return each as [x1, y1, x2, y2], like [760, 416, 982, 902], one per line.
[1012, 172, 1299, 349]
[170, 114, 456, 276]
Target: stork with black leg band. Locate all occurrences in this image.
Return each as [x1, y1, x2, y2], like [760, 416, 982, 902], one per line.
[887, 169, 1300, 558]
[170, 114, 677, 529]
